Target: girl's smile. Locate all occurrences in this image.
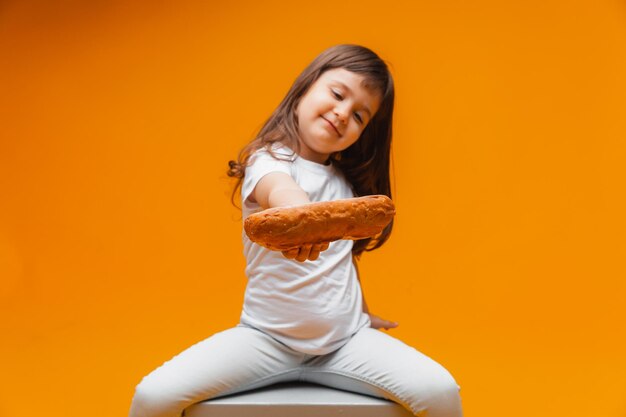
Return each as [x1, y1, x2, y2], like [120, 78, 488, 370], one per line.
[295, 68, 382, 164]
[322, 116, 341, 136]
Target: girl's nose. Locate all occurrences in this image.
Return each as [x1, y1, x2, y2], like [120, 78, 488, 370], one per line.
[334, 104, 349, 123]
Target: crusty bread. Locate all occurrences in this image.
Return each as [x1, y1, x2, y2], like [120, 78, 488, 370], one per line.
[244, 195, 395, 251]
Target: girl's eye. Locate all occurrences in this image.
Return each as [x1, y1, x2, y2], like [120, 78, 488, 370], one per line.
[331, 90, 343, 100]
[354, 113, 363, 124]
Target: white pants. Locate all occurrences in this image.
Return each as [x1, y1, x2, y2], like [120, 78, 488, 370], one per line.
[129, 325, 463, 417]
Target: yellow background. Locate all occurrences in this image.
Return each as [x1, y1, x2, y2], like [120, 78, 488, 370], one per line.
[1, 1, 625, 416]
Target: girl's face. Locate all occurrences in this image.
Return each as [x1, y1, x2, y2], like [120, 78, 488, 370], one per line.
[295, 68, 382, 164]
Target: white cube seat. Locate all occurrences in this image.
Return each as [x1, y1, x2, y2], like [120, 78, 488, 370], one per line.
[184, 382, 413, 417]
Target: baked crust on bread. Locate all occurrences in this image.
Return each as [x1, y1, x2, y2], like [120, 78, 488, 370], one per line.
[244, 195, 395, 251]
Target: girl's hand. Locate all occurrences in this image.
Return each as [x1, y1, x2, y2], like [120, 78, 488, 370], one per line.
[282, 242, 330, 262]
[368, 313, 399, 330]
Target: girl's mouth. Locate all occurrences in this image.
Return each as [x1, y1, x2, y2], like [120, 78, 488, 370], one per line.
[322, 117, 340, 136]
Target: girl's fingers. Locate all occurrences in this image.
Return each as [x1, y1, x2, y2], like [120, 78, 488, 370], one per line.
[307, 242, 330, 261]
[282, 248, 299, 259]
[308, 245, 321, 261]
[381, 320, 399, 330]
[370, 314, 399, 330]
[283, 242, 331, 262]
[295, 244, 312, 262]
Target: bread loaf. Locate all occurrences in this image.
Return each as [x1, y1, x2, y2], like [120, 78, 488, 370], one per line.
[244, 195, 395, 251]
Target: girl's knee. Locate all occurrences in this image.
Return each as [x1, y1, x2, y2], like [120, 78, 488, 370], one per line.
[406, 368, 463, 417]
[427, 372, 462, 416]
[129, 378, 186, 417]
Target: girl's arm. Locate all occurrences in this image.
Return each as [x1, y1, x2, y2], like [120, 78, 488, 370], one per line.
[353, 257, 399, 330]
[251, 172, 310, 209]
[250, 172, 329, 262]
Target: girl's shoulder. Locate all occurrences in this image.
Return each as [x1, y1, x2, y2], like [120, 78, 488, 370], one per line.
[250, 142, 297, 164]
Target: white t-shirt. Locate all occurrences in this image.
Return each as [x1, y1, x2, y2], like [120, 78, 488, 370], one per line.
[240, 145, 371, 355]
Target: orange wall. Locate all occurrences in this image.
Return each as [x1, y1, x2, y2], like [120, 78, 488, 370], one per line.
[1, 1, 625, 416]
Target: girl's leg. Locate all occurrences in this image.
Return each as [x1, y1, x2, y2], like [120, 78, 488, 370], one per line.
[128, 325, 305, 417]
[301, 327, 463, 417]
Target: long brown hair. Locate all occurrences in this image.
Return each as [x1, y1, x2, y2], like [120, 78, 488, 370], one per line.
[228, 44, 395, 257]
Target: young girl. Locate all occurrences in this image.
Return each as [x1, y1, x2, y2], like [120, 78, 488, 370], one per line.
[129, 44, 463, 417]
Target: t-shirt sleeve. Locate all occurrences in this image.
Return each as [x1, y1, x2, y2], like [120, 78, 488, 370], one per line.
[241, 148, 293, 204]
